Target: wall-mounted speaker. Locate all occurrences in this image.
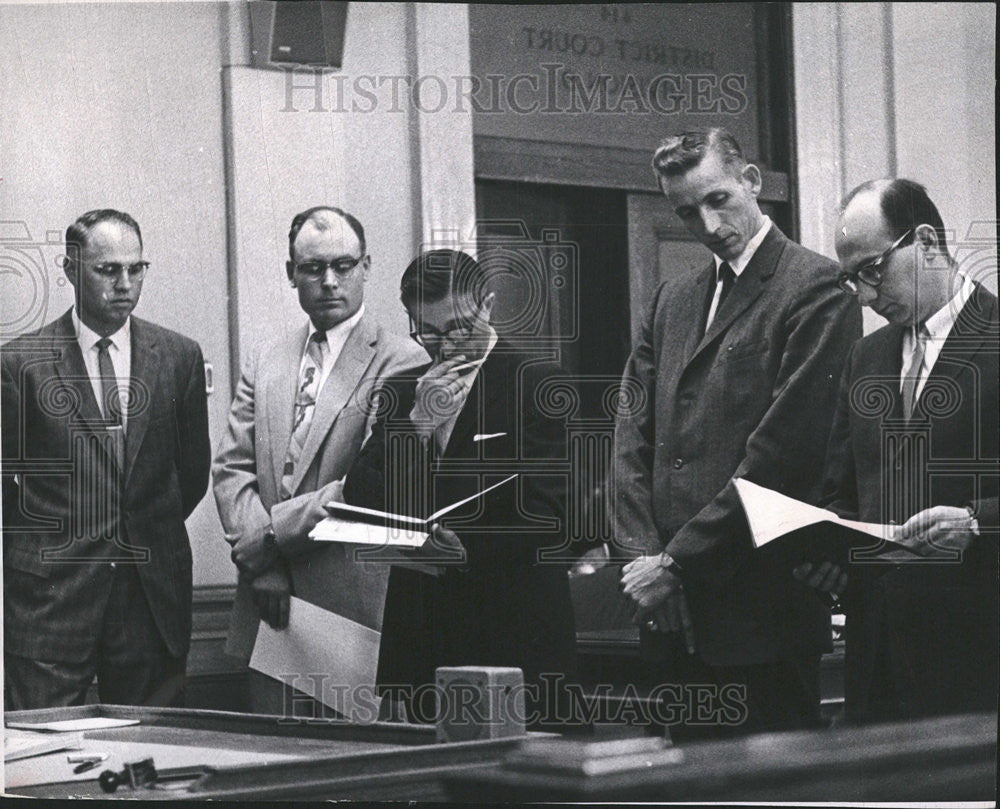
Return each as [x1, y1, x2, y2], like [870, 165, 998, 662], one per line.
[248, 1, 348, 69]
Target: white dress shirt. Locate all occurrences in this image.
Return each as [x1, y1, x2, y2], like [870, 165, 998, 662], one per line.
[901, 273, 975, 400]
[73, 309, 132, 429]
[302, 304, 366, 395]
[705, 215, 772, 331]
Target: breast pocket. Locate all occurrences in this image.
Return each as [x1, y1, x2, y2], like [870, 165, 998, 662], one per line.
[720, 338, 770, 363]
[720, 339, 774, 420]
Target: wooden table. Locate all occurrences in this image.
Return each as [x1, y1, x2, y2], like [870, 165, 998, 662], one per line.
[443, 711, 997, 803]
[3, 704, 532, 800]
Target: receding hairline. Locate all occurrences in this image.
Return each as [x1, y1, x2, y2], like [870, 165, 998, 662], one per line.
[838, 179, 892, 216]
[294, 209, 358, 244]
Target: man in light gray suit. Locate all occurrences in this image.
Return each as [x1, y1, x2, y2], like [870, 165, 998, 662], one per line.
[212, 206, 425, 715]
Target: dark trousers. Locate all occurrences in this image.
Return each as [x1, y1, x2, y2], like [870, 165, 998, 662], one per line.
[4, 564, 186, 710]
[641, 632, 822, 743]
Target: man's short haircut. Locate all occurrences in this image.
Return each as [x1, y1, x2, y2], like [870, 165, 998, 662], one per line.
[400, 249, 486, 307]
[840, 178, 949, 255]
[287, 206, 366, 262]
[65, 209, 143, 263]
[652, 128, 746, 189]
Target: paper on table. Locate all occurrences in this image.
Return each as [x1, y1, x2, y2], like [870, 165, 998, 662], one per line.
[6, 717, 139, 732]
[249, 596, 382, 723]
[733, 477, 896, 549]
[3, 729, 82, 761]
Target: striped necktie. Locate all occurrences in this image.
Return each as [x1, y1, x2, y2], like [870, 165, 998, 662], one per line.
[281, 331, 327, 499]
[901, 326, 929, 422]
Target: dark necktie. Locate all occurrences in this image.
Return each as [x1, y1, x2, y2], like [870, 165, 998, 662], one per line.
[702, 261, 736, 337]
[96, 337, 126, 470]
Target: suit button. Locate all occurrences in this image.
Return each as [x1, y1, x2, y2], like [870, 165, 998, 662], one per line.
[673, 458, 684, 469]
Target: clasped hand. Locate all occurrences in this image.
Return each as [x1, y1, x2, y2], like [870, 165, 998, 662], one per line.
[410, 356, 473, 439]
[231, 527, 277, 579]
[621, 555, 695, 654]
[249, 557, 292, 630]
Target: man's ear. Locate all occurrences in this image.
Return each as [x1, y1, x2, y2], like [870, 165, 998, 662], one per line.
[362, 254, 371, 282]
[742, 163, 763, 196]
[286, 261, 297, 287]
[62, 256, 78, 290]
[481, 291, 496, 319]
[914, 223, 939, 253]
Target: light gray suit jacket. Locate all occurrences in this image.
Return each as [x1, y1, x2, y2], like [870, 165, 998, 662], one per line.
[212, 313, 426, 661]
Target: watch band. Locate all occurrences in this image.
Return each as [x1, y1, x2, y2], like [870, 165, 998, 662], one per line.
[965, 506, 981, 537]
[658, 551, 682, 575]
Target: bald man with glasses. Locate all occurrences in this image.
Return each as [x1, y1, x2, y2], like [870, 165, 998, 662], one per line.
[2, 208, 210, 709]
[796, 178, 998, 723]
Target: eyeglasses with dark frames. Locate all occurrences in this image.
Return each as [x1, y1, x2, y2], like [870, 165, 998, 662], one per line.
[92, 261, 150, 281]
[408, 300, 485, 347]
[293, 255, 365, 279]
[837, 229, 913, 295]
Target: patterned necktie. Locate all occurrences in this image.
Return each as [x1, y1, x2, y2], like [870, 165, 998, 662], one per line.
[281, 331, 327, 499]
[96, 337, 126, 470]
[702, 261, 736, 337]
[901, 326, 929, 422]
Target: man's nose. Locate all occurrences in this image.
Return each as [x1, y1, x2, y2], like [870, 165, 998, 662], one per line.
[115, 269, 132, 290]
[321, 268, 340, 287]
[700, 208, 722, 234]
[856, 282, 877, 306]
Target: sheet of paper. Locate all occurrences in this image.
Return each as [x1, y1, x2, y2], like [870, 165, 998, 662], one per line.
[309, 518, 429, 546]
[733, 477, 895, 548]
[249, 596, 382, 723]
[6, 717, 140, 732]
[3, 729, 82, 761]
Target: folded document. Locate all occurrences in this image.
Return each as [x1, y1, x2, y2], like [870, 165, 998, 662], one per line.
[733, 478, 923, 567]
[310, 473, 518, 546]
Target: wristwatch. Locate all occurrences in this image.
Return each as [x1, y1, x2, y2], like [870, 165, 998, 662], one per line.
[965, 506, 981, 537]
[262, 527, 279, 559]
[658, 551, 683, 576]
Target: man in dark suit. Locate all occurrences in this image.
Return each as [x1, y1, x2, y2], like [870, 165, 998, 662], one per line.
[615, 129, 861, 738]
[795, 179, 998, 723]
[2, 209, 210, 709]
[343, 249, 576, 725]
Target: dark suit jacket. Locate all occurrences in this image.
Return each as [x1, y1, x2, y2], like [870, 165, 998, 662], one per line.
[2, 309, 210, 663]
[343, 341, 577, 694]
[822, 284, 999, 722]
[614, 224, 862, 666]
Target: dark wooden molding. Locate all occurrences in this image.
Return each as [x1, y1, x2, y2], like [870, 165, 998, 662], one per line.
[474, 135, 789, 203]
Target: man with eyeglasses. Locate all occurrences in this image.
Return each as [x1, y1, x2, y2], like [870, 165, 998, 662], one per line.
[343, 249, 577, 727]
[213, 206, 425, 716]
[2, 208, 211, 708]
[794, 178, 998, 723]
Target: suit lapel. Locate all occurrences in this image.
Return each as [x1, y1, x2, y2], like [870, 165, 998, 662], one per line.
[50, 310, 105, 430]
[442, 346, 508, 456]
[680, 264, 716, 367]
[123, 318, 161, 485]
[267, 324, 309, 491]
[289, 316, 377, 494]
[914, 284, 996, 417]
[689, 225, 782, 364]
